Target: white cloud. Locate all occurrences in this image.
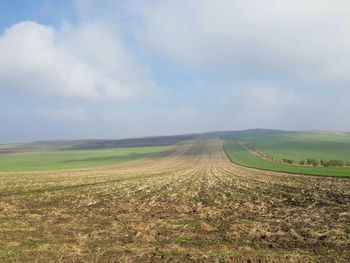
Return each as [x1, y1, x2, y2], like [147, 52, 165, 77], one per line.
[125, 0, 350, 85]
[0, 21, 155, 101]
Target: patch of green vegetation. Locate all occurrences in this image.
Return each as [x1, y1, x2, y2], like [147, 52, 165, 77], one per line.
[229, 131, 350, 162]
[224, 140, 350, 177]
[0, 146, 168, 172]
[0, 223, 9, 230]
[23, 239, 45, 249]
[174, 220, 197, 229]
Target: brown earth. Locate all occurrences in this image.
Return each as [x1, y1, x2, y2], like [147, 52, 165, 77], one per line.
[0, 140, 349, 262]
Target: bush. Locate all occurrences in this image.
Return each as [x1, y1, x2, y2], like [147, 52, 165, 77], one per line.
[322, 160, 330, 167]
[320, 159, 346, 167]
[297, 158, 347, 167]
[312, 160, 319, 167]
[282, 158, 294, 164]
[306, 158, 318, 167]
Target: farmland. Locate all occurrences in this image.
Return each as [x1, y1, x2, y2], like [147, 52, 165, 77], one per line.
[0, 146, 169, 172]
[225, 131, 350, 162]
[0, 139, 349, 262]
[223, 130, 350, 177]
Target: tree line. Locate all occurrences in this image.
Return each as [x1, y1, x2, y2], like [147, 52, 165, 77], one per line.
[281, 158, 350, 167]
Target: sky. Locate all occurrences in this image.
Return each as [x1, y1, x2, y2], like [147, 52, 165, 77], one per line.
[0, 0, 350, 143]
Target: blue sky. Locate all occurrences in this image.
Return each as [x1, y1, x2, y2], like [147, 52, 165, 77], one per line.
[0, 0, 349, 142]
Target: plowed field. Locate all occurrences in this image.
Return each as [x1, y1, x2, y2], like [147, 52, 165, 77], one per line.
[1, 140, 349, 262]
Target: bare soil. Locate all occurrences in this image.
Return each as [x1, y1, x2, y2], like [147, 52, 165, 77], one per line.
[0, 140, 349, 262]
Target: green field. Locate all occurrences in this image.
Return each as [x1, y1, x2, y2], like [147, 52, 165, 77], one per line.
[223, 131, 350, 177]
[236, 132, 350, 162]
[0, 146, 168, 172]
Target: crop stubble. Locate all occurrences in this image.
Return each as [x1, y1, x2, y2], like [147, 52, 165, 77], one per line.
[0, 140, 349, 262]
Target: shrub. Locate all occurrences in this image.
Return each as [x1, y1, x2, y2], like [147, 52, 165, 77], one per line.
[282, 158, 294, 164]
[321, 159, 346, 167]
[306, 158, 318, 166]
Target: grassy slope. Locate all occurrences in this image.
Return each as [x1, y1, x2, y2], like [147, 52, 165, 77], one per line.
[240, 132, 350, 162]
[224, 140, 350, 177]
[0, 146, 168, 172]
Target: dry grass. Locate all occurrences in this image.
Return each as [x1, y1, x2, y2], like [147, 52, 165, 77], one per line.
[0, 140, 349, 262]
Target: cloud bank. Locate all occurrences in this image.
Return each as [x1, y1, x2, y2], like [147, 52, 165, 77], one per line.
[127, 0, 350, 84]
[0, 20, 154, 101]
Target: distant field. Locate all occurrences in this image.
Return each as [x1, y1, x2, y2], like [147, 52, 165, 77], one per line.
[0, 146, 168, 172]
[223, 131, 350, 177]
[0, 134, 196, 154]
[235, 132, 350, 162]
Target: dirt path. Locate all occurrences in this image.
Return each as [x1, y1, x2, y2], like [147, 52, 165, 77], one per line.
[0, 140, 349, 262]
